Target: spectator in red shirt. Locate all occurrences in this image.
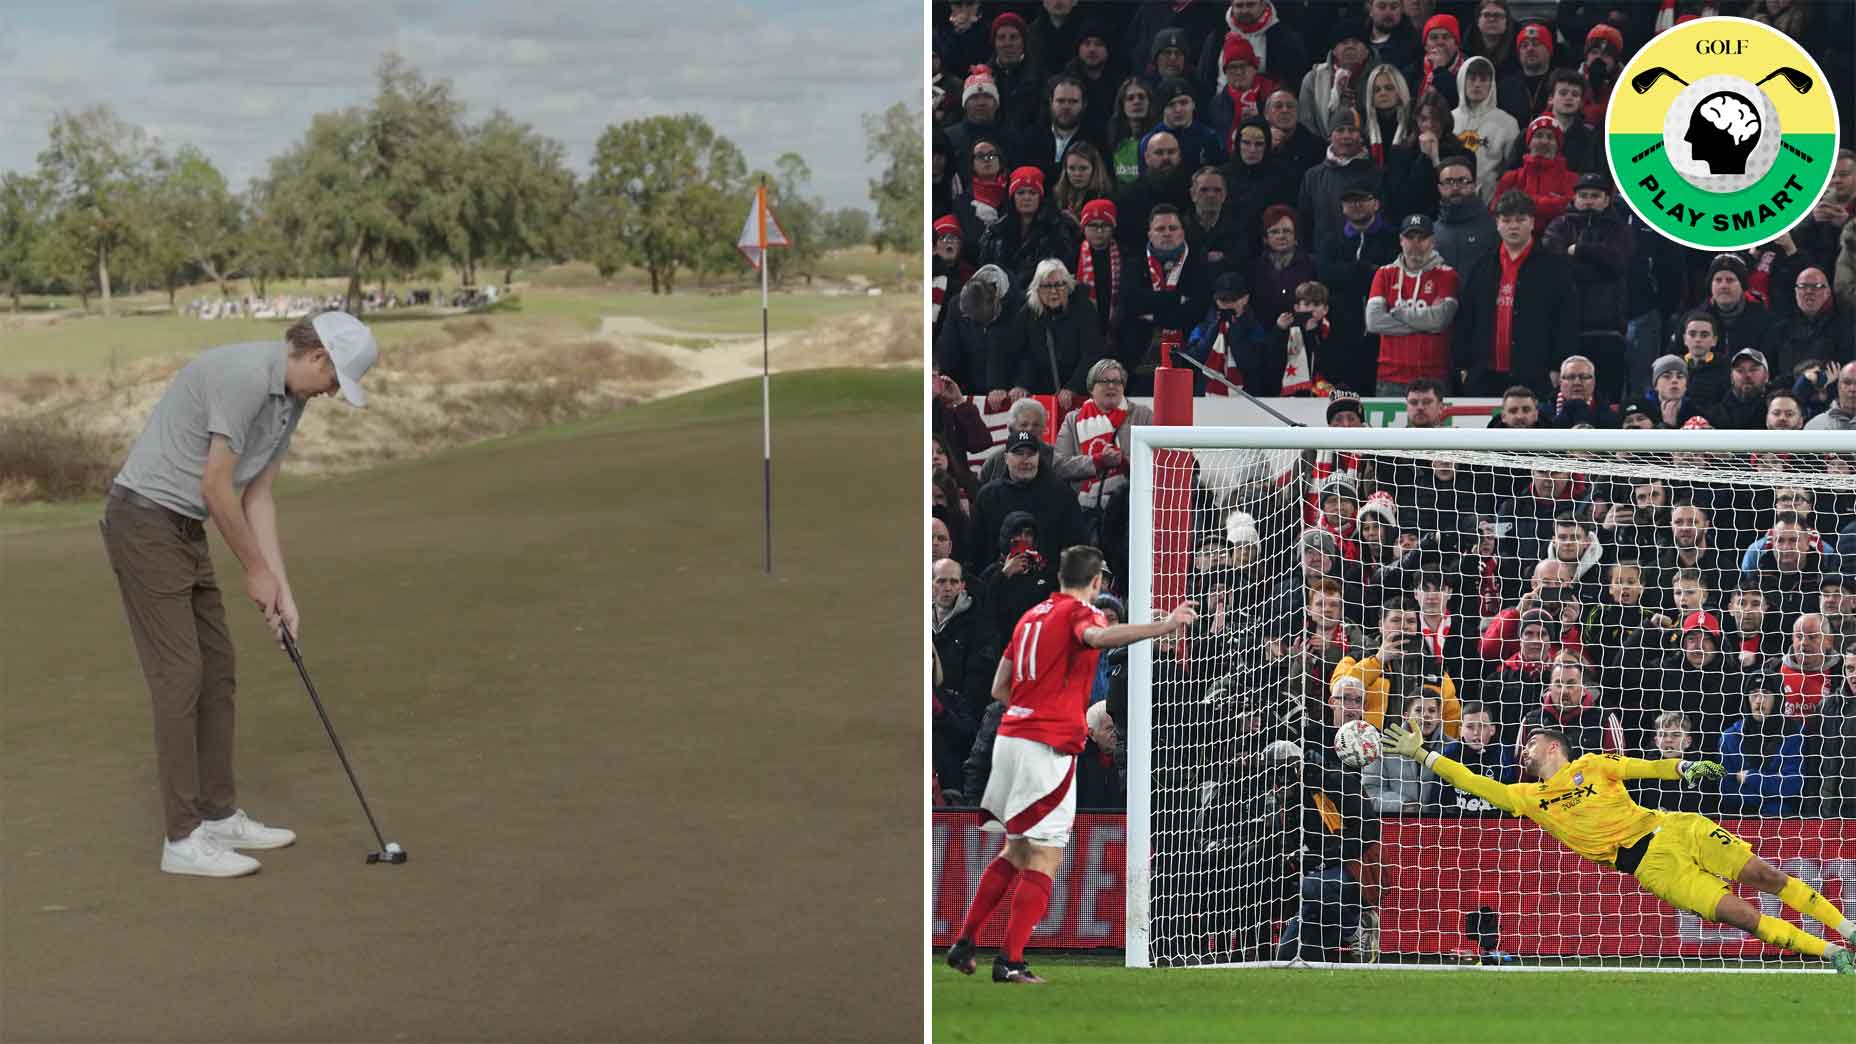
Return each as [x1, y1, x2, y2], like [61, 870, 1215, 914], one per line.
[1364, 212, 1459, 396]
[1452, 190, 1579, 398]
[1780, 612, 1838, 719]
[1493, 116, 1576, 235]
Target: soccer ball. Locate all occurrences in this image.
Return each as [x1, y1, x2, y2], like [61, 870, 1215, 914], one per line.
[1334, 720, 1382, 769]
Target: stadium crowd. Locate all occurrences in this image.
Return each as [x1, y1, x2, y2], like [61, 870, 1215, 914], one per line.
[930, 0, 1856, 825]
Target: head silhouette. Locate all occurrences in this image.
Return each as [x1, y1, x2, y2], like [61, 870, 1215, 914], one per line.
[1684, 91, 1761, 175]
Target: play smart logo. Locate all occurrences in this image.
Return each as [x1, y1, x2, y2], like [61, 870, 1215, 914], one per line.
[1606, 16, 1838, 251]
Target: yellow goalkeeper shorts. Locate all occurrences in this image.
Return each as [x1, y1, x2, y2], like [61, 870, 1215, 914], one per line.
[1631, 812, 1757, 920]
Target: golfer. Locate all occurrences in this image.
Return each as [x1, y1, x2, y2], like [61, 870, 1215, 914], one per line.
[101, 311, 377, 877]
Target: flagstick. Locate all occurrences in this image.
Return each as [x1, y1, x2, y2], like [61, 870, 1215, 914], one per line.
[759, 181, 773, 575]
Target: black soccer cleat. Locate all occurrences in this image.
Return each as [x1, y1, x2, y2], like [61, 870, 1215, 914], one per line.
[992, 958, 1047, 984]
[946, 938, 977, 975]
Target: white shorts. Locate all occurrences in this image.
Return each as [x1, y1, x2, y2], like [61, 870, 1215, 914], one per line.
[979, 735, 1078, 848]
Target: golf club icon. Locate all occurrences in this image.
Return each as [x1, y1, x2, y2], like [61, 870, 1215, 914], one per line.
[1628, 65, 1818, 165]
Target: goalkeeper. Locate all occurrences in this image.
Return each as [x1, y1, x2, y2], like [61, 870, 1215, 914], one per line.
[1382, 722, 1855, 973]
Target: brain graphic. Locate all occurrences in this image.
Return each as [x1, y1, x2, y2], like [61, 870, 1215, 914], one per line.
[1698, 94, 1760, 145]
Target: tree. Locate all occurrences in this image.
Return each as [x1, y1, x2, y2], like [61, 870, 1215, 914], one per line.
[30, 208, 99, 309]
[761, 153, 824, 287]
[823, 207, 873, 249]
[241, 176, 299, 298]
[585, 114, 747, 293]
[863, 102, 922, 254]
[36, 106, 160, 315]
[456, 111, 576, 287]
[0, 173, 48, 311]
[150, 145, 244, 297]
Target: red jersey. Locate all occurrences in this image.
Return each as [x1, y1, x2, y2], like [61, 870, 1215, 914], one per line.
[999, 593, 1106, 754]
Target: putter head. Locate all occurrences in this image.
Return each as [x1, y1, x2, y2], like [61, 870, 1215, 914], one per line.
[367, 843, 408, 865]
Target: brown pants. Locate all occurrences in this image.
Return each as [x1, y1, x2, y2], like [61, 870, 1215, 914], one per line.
[101, 493, 239, 841]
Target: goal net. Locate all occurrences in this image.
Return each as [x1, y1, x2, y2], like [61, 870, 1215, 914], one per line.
[1125, 425, 1856, 971]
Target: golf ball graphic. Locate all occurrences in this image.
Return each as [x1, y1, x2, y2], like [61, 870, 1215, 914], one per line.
[1663, 74, 1782, 193]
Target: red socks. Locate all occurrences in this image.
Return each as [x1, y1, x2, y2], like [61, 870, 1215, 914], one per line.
[958, 857, 1019, 941]
[1002, 870, 1054, 962]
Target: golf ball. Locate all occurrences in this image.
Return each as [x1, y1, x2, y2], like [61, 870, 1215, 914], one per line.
[386, 843, 402, 853]
[1662, 75, 1783, 194]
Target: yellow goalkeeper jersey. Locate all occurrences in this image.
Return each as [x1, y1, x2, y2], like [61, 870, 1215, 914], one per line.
[1433, 753, 1684, 866]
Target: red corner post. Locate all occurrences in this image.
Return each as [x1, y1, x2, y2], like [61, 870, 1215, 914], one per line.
[1150, 368, 1194, 620]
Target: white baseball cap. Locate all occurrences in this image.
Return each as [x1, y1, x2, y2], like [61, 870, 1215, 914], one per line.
[310, 311, 378, 407]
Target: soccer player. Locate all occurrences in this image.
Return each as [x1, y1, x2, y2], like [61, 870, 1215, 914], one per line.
[1381, 721, 1856, 972]
[946, 545, 1197, 984]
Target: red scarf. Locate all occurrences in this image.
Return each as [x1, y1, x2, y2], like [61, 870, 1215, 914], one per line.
[1418, 54, 1461, 100]
[1221, 76, 1278, 153]
[1423, 616, 1452, 660]
[1493, 240, 1532, 373]
[1201, 312, 1245, 395]
[1319, 514, 1360, 562]
[1480, 556, 1501, 620]
[1147, 244, 1189, 365]
[1071, 399, 1130, 496]
[1282, 319, 1326, 395]
[1076, 242, 1122, 329]
[969, 174, 1006, 213]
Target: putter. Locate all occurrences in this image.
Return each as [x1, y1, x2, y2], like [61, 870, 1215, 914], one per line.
[281, 631, 407, 865]
[1629, 67, 1688, 94]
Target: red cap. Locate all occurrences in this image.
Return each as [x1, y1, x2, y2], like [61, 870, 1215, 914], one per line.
[1683, 415, 1713, 430]
[1079, 198, 1118, 228]
[1585, 24, 1623, 53]
[991, 11, 1027, 41]
[932, 215, 961, 239]
[1682, 611, 1723, 638]
[1423, 13, 1461, 45]
[1515, 23, 1550, 49]
[1221, 33, 1258, 70]
[1008, 166, 1045, 197]
[1526, 114, 1563, 145]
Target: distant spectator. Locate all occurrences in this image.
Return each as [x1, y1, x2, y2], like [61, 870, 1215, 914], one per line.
[988, 258, 1104, 410]
[1574, 23, 1622, 130]
[1779, 613, 1838, 720]
[1403, 12, 1465, 110]
[1355, 63, 1413, 167]
[1814, 645, 1856, 817]
[1060, 19, 1121, 149]
[1142, 77, 1225, 173]
[1265, 88, 1327, 174]
[1763, 268, 1851, 373]
[1431, 154, 1497, 285]
[1196, 0, 1311, 91]
[1461, 1, 1515, 74]
[1708, 349, 1780, 431]
[1451, 190, 1578, 398]
[1054, 357, 1152, 512]
[1701, 254, 1774, 358]
[1247, 204, 1319, 328]
[932, 557, 998, 726]
[1515, 655, 1626, 760]
[1123, 204, 1213, 393]
[1206, 34, 1279, 146]
[1361, 0, 1421, 73]
[1719, 678, 1806, 817]
[1140, 28, 1206, 109]
[1052, 142, 1116, 226]
[936, 3, 992, 90]
[936, 264, 1013, 397]
[1365, 212, 1459, 396]
[1541, 173, 1631, 392]
[1540, 355, 1617, 428]
[969, 432, 1087, 585]
[986, 11, 1044, 131]
[970, 506, 1059, 648]
[1180, 271, 1267, 395]
[1493, 116, 1577, 235]
[1363, 689, 1444, 813]
[1108, 78, 1156, 186]
[1072, 199, 1127, 351]
[932, 216, 975, 338]
[1804, 361, 1856, 431]
[1030, 77, 1092, 187]
[1633, 711, 1720, 814]
[1449, 56, 1519, 204]
[1298, 24, 1371, 141]
[1422, 700, 1517, 813]
[1184, 166, 1242, 271]
[1507, 68, 1597, 174]
[1495, 21, 1554, 129]
[950, 135, 1010, 249]
[1028, 2, 1090, 90]
[1297, 108, 1381, 254]
[977, 398, 1052, 485]
[1114, 132, 1194, 258]
[1315, 185, 1399, 393]
[946, 72, 1019, 189]
[1641, 609, 1746, 752]
[978, 166, 1081, 294]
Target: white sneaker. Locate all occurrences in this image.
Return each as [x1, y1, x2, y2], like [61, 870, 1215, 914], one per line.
[161, 826, 261, 878]
[200, 809, 297, 850]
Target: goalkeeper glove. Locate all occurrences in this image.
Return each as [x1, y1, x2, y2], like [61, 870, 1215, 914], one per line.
[1383, 719, 1426, 760]
[1679, 760, 1724, 787]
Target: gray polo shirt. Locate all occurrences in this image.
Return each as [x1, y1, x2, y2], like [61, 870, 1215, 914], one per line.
[114, 341, 305, 520]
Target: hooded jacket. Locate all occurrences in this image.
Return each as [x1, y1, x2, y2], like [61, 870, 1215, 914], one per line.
[971, 509, 1059, 647]
[933, 264, 1013, 392]
[1719, 713, 1805, 817]
[1449, 56, 1519, 204]
[1541, 203, 1634, 333]
[1365, 249, 1459, 384]
[1221, 115, 1299, 250]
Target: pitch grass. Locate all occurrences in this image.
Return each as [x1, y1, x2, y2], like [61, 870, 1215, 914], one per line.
[932, 954, 1851, 1042]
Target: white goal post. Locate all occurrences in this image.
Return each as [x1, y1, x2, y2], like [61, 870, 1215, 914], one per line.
[1127, 425, 1856, 971]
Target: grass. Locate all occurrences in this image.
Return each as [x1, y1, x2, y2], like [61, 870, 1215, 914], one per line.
[932, 955, 1850, 1042]
[518, 287, 885, 334]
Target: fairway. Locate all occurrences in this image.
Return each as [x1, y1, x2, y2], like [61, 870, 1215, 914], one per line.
[932, 954, 1851, 1042]
[0, 368, 923, 1042]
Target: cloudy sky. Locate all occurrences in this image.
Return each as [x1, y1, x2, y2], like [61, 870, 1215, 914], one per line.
[0, 0, 923, 210]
